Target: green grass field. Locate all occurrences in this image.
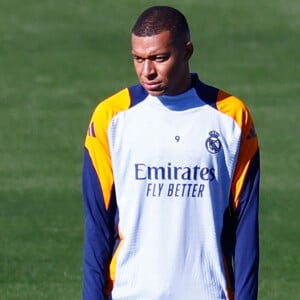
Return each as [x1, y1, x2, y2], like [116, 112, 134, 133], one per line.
[0, 0, 299, 299]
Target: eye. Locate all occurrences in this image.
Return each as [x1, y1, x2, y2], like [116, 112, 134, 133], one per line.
[133, 56, 144, 63]
[153, 55, 168, 62]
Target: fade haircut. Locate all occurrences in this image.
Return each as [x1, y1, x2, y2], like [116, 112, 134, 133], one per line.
[132, 6, 190, 42]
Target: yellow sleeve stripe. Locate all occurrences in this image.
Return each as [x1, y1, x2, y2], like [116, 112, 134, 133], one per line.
[85, 88, 131, 209]
[216, 90, 259, 210]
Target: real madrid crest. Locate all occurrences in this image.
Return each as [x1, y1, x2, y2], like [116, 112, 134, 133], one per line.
[205, 131, 222, 154]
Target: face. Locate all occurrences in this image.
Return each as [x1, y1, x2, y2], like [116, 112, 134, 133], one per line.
[131, 30, 193, 96]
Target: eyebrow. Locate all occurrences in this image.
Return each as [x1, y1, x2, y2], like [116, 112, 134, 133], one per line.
[131, 51, 170, 58]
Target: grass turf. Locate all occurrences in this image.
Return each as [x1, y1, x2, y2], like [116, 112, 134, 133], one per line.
[0, 0, 299, 299]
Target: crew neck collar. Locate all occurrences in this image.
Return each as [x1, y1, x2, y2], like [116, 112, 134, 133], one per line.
[152, 88, 202, 111]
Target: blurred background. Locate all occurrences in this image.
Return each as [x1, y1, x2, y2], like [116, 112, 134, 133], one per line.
[0, 0, 299, 299]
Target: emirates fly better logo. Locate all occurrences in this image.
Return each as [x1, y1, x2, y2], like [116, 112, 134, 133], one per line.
[134, 162, 216, 198]
[133, 131, 222, 198]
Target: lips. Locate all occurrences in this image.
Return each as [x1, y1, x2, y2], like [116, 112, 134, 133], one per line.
[143, 82, 162, 91]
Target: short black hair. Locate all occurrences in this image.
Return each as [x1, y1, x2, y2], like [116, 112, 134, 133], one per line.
[132, 6, 190, 41]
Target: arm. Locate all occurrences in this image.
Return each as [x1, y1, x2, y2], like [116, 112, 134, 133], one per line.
[82, 150, 117, 300]
[82, 108, 118, 300]
[232, 112, 260, 300]
[81, 88, 141, 299]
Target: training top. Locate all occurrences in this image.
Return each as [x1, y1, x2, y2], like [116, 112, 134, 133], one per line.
[82, 73, 260, 300]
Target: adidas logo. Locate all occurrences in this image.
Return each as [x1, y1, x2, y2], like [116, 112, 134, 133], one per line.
[247, 126, 257, 140]
[87, 122, 96, 137]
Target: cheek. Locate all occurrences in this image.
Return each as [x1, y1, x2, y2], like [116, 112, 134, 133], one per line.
[160, 62, 181, 80]
[134, 65, 143, 81]
[133, 64, 143, 78]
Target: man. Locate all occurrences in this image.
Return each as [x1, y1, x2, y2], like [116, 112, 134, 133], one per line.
[82, 6, 260, 300]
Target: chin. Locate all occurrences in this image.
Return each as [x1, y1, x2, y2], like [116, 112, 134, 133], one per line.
[147, 90, 165, 96]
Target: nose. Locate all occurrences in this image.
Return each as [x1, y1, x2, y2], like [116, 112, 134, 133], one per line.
[142, 59, 156, 79]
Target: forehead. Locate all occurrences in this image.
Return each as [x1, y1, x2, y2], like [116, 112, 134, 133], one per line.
[131, 31, 176, 56]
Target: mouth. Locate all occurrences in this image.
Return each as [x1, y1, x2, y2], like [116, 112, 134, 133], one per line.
[142, 82, 163, 92]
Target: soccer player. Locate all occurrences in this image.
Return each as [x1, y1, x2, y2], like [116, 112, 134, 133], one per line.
[82, 6, 260, 300]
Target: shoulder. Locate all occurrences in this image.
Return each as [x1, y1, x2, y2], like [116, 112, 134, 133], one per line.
[192, 73, 258, 145]
[92, 84, 148, 119]
[192, 74, 252, 128]
[216, 89, 252, 130]
[93, 88, 132, 119]
[87, 85, 148, 138]
[85, 88, 131, 141]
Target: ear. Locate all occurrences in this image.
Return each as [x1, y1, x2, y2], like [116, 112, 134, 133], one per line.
[184, 41, 194, 61]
